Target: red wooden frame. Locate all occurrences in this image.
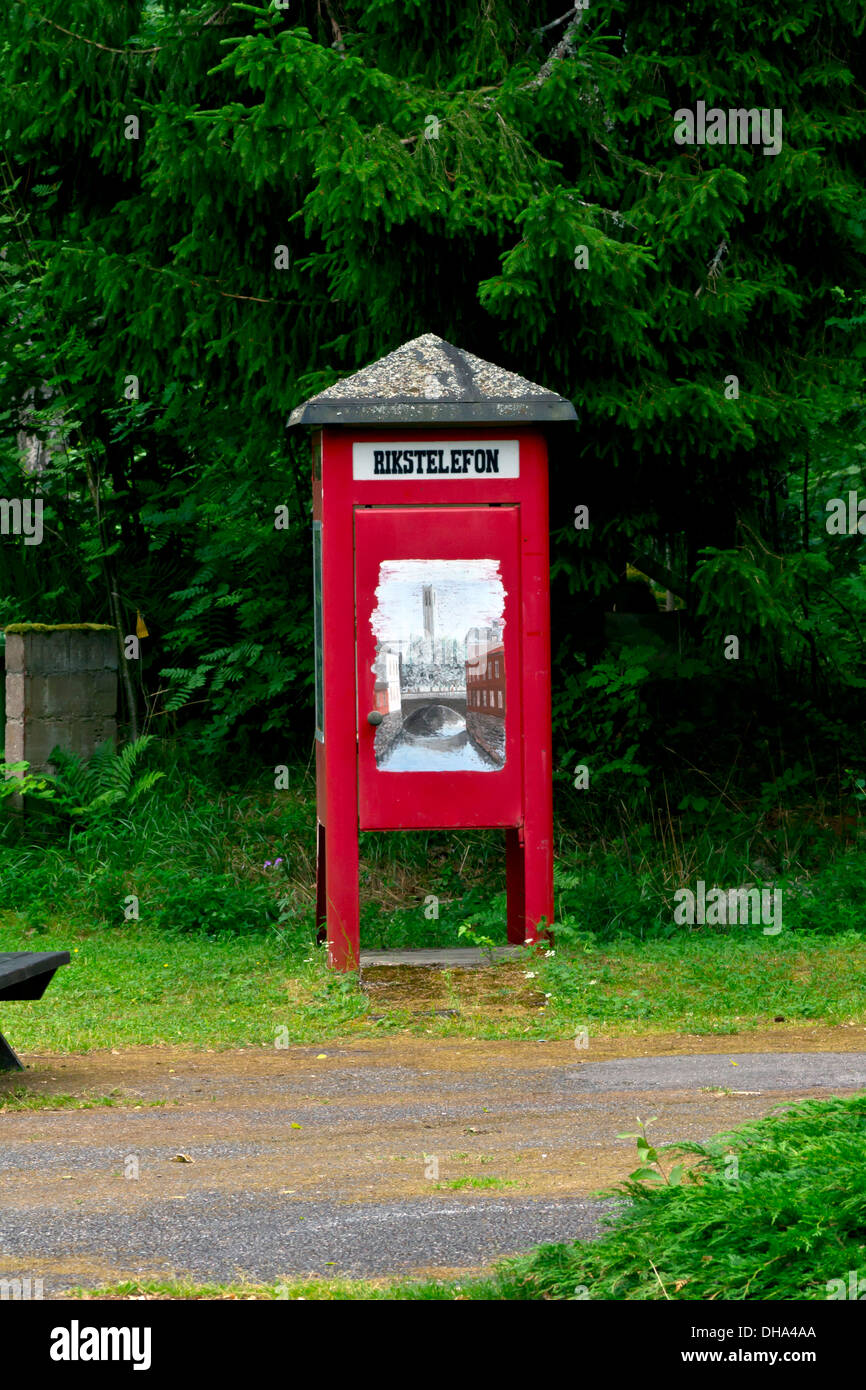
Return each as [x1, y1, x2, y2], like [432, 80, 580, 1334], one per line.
[313, 426, 554, 970]
[355, 505, 521, 830]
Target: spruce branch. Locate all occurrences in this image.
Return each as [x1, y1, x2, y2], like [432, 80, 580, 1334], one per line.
[15, 2, 163, 54]
[14, 2, 232, 56]
[695, 239, 728, 298]
[319, 0, 346, 54]
[523, 6, 588, 91]
[534, 7, 581, 38]
[59, 246, 290, 306]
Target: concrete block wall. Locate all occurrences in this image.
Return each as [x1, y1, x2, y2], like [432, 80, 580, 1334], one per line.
[4, 625, 118, 776]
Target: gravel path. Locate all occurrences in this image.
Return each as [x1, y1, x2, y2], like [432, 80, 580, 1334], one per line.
[1, 1035, 863, 1293]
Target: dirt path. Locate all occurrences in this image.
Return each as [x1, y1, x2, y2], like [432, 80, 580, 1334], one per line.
[1, 1027, 864, 1294]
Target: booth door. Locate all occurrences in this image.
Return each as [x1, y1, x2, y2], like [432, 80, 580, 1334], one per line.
[355, 506, 522, 831]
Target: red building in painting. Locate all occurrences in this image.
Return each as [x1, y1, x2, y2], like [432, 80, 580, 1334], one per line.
[465, 643, 505, 718]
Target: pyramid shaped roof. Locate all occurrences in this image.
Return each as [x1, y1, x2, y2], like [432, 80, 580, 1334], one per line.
[287, 333, 576, 426]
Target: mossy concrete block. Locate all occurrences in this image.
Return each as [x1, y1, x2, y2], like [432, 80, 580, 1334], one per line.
[7, 630, 71, 676]
[4, 719, 24, 766]
[3, 623, 115, 634]
[67, 628, 118, 673]
[5, 673, 25, 722]
[21, 672, 116, 720]
[4, 626, 119, 777]
[4, 634, 26, 675]
[14, 719, 116, 772]
[5, 628, 118, 676]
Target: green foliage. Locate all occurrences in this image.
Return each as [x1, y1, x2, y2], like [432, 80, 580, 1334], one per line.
[456, 920, 498, 962]
[0, 761, 56, 801]
[784, 853, 866, 935]
[44, 736, 165, 824]
[495, 1095, 866, 1299]
[554, 861, 667, 942]
[149, 866, 278, 937]
[560, 646, 656, 793]
[0, 840, 81, 927]
[692, 538, 866, 691]
[617, 1117, 686, 1187]
[0, 0, 863, 776]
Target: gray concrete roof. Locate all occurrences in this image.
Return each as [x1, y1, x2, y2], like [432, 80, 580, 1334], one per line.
[287, 333, 577, 426]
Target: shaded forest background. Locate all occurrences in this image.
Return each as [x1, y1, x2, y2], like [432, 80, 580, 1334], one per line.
[1, 0, 864, 842]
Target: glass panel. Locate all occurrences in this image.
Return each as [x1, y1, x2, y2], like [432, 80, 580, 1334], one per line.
[312, 521, 324, 742]
[369, 558, 506, 771]
[312, 429, 322, 481]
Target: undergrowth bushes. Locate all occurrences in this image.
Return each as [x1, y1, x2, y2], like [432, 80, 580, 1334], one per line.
[494, 1095, 866, 1300]
[0, 737, 864, 946]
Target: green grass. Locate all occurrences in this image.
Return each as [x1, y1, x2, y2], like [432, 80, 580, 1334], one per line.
[0, 921, 369, 1049]
[61, 1094, 866, 1301]
[533, 927, 866, 1035]
[434, 1176, 520, 1191]
[1, 750, 865, 1047]
[1, 918, 865, 1049]
[0, 749, 509, 950]
[0, 1085, 167, 1112]
[6, 744, 866, 954]
[63, 1275, 501, 1301]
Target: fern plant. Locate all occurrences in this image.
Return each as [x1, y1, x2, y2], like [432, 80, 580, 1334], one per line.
[45, 736, 165, 823]
[0, 760, 57, 802]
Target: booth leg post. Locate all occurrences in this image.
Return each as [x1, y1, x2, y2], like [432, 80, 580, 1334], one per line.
[315, 821, 327, 946]
[506, 827, 526, 944]
[326, 820, 360, 972]
[522, 818, 554, 948]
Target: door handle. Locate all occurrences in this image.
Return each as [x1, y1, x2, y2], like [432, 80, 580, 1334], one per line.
[366, 710, 384, 726]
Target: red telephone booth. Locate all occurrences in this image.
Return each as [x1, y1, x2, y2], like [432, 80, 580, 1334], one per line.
[288, 334, 576, 969]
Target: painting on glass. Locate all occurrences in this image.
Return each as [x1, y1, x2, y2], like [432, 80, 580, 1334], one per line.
[370, 559, 506, 771]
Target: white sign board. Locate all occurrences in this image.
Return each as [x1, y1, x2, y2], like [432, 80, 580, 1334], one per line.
[353, 440, 519, 480]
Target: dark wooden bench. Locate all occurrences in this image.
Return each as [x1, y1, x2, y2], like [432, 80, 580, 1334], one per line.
[0, 951, 70, 1071]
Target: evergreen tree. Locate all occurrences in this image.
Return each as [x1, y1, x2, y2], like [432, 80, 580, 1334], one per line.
[0, 1, 863, 768]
